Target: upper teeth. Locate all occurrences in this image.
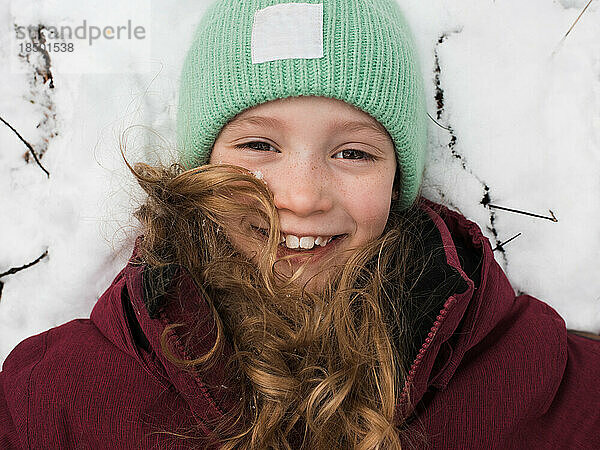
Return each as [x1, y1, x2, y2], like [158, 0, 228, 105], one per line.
[253, 226, 339, 250]
[283, 234, 334, 250]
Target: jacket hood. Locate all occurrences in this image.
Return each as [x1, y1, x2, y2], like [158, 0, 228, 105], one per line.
[90, 197, 516, 426]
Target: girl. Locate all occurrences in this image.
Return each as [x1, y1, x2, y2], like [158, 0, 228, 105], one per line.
[1, 0, 599, 449]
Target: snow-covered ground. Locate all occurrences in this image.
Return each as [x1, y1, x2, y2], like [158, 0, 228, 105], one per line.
[1, 0, 599, 365]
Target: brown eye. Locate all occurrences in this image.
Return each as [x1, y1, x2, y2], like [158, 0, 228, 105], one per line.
[236, 141, 276, 152]
[333, 149, 376, 161]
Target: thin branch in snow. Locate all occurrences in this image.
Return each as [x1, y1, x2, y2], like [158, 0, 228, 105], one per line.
[433, 33, 468, 170]
[434, 30, 509, 265]
[487, 204, 558, 222]
[434, 33, 449, 120]
[427, 112, 451, 131]
[14, 22, 57, 163]
[492, 233, 522, 252]
[567, 329, 600, 340]
[481, 187, 509, 260]
[16, 24, 55, 89]
[561, 0, 594, 41]
[0, 250, 49, 279]
[0, 115, 50, 177]
[552, 0, 595, 56]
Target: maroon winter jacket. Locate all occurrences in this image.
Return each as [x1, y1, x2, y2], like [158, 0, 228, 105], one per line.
[1, 198, 599, 449]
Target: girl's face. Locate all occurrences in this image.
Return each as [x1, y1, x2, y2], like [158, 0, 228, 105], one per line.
[209, 96, 397, 291]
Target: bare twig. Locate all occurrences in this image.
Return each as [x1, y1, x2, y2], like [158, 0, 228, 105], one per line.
[0, 115, 50, 177]
[562, 0, 594, 41]
[488, 204, 558, 222]
[0, 250, 49, 278]
[552, 0, 595, 56]
[427, 112, 451, 131]
[567, 329, 600, 341]
[492, 233, 522, 252]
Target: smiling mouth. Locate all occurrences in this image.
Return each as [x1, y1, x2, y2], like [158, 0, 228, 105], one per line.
[250, 225, 348, 250]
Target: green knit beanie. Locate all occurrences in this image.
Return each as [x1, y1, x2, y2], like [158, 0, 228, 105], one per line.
[176, 0, 427, 210]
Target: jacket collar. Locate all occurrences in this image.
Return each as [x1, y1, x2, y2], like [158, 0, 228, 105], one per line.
[395, 198, 516, 421]
[90, 197, 516, 425]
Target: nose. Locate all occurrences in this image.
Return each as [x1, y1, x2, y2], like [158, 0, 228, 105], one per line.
[271, 160, 334, 217]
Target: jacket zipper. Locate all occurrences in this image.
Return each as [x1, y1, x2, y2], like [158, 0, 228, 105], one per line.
[399, 295, 457, 407]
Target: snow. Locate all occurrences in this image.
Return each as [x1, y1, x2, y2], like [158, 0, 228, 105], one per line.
[1, 0, 599, 365]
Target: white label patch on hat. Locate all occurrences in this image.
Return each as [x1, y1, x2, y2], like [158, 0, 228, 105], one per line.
[251, 3, 323, 64]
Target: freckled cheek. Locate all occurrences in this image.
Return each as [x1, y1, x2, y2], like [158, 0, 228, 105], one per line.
[349, 187, 392, 236]
[209, 151, 238, 166]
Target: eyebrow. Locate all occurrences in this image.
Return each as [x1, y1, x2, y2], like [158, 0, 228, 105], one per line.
[223, 114, 392, 144]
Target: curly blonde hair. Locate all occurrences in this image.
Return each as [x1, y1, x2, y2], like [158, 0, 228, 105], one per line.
[126, 156, 433, 449]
